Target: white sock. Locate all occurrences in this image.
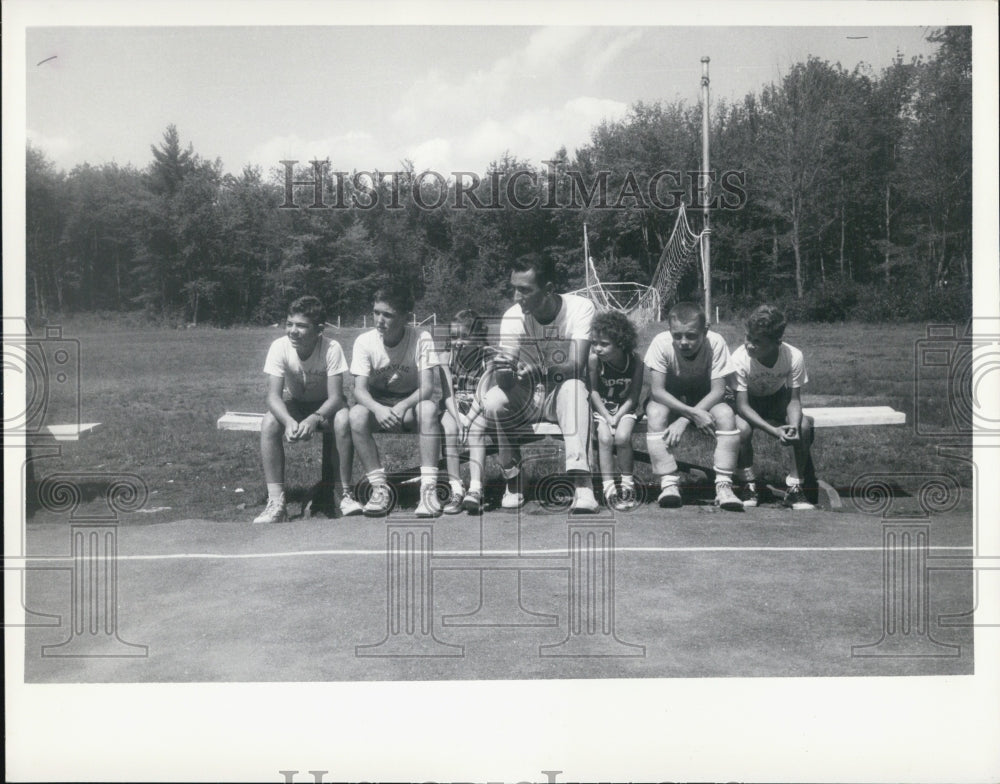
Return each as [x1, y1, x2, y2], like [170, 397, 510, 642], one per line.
[450, 479, 465, 496]
[661, 474, 680, 489]
[468, 480, 483, 493]
[602, 479, 617, 497]
[266, 483, 284, 502]
[366, 468, 387, 487]
[714, 467, 734, 486]
[786, 475, 801, 487]
[420, 466, 437, 488]
[621, 474, 635, 490]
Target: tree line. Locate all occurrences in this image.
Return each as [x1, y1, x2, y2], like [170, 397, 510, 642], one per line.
[25, 27, 971, 326]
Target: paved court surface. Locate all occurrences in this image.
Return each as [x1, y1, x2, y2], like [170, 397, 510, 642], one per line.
[19, 496, 974, 683]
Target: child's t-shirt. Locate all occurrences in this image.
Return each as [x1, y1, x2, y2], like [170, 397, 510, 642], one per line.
[447, 345, 491, 404]
[499, 293, 595, 379]
[350, 326, 441, 401]
[264, 335, 348, 402]
[595, 350, 643, 411]
[730, 342, 808, 397]
[643, 330, 734, 400]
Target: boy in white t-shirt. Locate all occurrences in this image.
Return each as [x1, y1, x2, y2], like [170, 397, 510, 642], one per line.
[349, 285, 443, 517]
[255, 296, 359, 523]
[731, 305, 816, 510]
[644, 301, 744, 511]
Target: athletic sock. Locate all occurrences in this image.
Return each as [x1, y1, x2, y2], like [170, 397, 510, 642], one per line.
[266, 483, 284, 502]
[713, 466, 734, 487]
[468, 480, 483, 493]
[420, 466, 437, 488]
[366, 468, 387, 487]
[621, 474, 635, 490]
[602, 479, 617, 498]
[786, 475, 801, 487]
[661, 474, 680, 489]
[450, 479, 465, 497]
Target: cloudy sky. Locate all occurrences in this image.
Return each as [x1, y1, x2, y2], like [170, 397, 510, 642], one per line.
[24, 23, 941, 176]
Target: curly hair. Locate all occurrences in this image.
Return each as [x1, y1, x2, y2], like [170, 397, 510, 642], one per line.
[591, 310, 637, 354]
[287, 295, 326, 328]
[746, 304, 787, 340]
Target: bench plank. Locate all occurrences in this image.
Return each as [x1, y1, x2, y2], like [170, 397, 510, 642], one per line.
[218, 406, 905, 434]
[37, 423, 102, 442]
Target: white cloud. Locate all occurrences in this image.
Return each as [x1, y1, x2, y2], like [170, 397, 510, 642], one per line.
[584, 29, 645, 81]
[26, 129, 81, 168]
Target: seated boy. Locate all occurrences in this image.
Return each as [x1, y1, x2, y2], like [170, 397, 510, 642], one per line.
[255, 295, 359, 524]
[349, 285, 443, 517]
[643, 301, 743, 511]
[731, 304, 816, 510]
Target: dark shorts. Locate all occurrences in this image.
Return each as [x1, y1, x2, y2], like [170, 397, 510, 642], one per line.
[747, 387, 792, 425]
[285, 398, 324, 421]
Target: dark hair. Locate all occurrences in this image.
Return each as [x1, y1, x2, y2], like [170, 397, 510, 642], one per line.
[591, 310, 637, 354]
[372, 284, 414, 315]
[288, 295, 326, 328]
[666, 301, 706, 329]
[510, 252, 556, 287]
[746, 304, 787, 340]
[453, 308, 488, 339]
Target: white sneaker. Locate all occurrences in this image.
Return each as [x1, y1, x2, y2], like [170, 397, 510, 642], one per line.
[715, 481, 745, 512]
[571, 486, 600, 514]
[253, 496, 286, 524]
[657, 483, 682, 508]
[501, 489, 526, 509]
[340, 490, 364, 517]
[363, 484, 392, 517]
[415, 484, 443, 518]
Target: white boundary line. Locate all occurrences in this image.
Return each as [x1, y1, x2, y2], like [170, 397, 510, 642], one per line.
[6, 545, 974, 563]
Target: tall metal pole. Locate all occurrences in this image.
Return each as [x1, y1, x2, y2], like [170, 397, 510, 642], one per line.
[701, 56, 712, 323]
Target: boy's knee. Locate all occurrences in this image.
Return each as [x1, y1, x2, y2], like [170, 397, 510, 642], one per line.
[441, 411, 458, 434]
[261, 411, 283, 438]
[614, 430, 633, 449]
[416, 400, 438, 426]
[596, 425, 614, 447]
[482, 386, 507, 417]
[645, 402, 668, 429]
[736, 416, 752, 439]
[710, 403, 735, 430]
[348, 404, 371, 432]
[333, 407, 351, 435]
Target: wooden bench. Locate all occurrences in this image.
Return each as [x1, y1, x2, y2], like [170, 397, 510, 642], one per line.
[218, 406, 905, 509]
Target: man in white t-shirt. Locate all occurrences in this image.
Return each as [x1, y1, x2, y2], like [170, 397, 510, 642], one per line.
[482, 253, 599, 513]
[255, 296, 359, 523]
[349, 285, 442, 517]
[643, 301, 744, 511]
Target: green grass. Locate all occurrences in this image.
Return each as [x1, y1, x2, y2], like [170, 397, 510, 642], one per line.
[23, 319, 971, 523]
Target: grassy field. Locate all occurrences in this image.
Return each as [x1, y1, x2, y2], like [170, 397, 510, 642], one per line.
[22, 318, 972, 523]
